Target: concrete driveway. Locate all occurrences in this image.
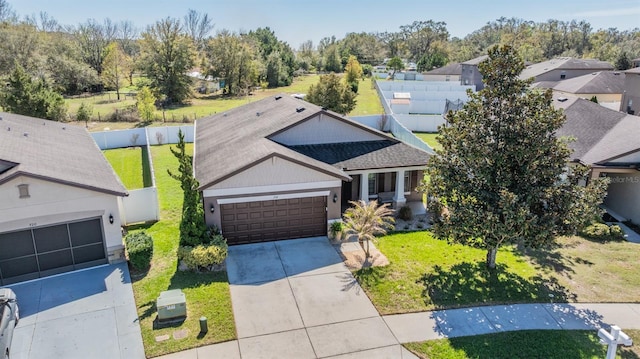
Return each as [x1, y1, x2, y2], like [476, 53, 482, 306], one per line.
[225, 236, 417, 359]
[6, 263, 144, 359]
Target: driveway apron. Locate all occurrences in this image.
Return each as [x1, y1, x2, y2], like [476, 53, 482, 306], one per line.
[226, 236, 415, 358]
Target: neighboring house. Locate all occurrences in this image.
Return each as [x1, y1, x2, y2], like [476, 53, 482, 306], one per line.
[533, 71, 625, 103]
[620, 67, 640, 115]
[631, 58, 640, 68]
[423, 62, 462, 82]
[0, 113, 127, 285]
[520, 57, 614, 82]
[554, 96, 640, 225]
[194, 95, 430, 245]
[462, 56, 614, 92]
[460, 55, 488, 90]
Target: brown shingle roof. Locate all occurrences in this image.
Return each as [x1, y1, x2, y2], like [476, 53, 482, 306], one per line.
[0, 112, 127, 196]
[425, 62, 462, 75]
[194, 95, 431, 189]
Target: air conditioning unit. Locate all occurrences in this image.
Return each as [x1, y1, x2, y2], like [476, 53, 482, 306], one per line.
[157, 289, 187, 321]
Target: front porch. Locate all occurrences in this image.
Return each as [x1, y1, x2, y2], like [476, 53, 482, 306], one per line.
[340, 168, 426, 213]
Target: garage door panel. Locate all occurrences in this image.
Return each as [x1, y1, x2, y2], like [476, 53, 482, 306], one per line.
[0, 230, 35, 260]
[34, 224, 70, 252]
[69, 219, 102, 246]
[0, 256, 38, 278]
[73, 244, 107, 265]
[38, 249, 73, 271]
[221, 196, 326, 244]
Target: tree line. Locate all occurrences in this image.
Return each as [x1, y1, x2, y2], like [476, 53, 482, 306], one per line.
[0, 0, 638, 121]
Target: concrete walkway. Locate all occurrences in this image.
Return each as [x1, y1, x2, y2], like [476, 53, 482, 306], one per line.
[159, 302, 640, 358]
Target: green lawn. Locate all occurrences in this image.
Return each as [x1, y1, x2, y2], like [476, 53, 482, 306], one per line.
[404, 330, 640, 359]
[103, 147, 144, 190]
[413, 132, 442, 151]
[355, 231, 543, 314]
[349, 77, 384, 116]
[129, 144, 235, 358]
[68, 73, 386, 131]
[357, 231, 640, 316]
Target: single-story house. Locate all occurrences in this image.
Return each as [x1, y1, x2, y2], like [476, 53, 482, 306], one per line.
[194, 95, 430, 245]
[555, 96, 640, 224]
[0, 113, 127, 285]
[423, 62, 462, 82]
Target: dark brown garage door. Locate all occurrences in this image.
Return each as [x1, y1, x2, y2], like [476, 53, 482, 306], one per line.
[221, 196, 327, 245]
[0, 218, 107, 285]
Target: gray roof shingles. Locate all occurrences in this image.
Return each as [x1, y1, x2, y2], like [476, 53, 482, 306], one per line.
[0, 112, 127, 196]
[287, 141, 429, 171]
[554, 96, 640, 164]
[552, 71, 625, 94]
[194, 95, 430, 189]
[521, 58, 613, 80]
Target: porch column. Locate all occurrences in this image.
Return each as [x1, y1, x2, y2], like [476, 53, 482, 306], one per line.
[394, 169, 406, 206]
[360, 172, 369, 203]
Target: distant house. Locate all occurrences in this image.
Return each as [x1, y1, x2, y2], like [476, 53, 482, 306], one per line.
[631, 57, 640, 68]
[533, 71, 625, 104]
[462, 56, 614, 92]
[554, 96, 640, 224]
[520, 57, 614, 82]
[0, 113, 127, 285]
[423, 62, 462, 82]
[194, 95, 430, 245]
[620, 67, 640, 115]
[460, 55, 488, 90]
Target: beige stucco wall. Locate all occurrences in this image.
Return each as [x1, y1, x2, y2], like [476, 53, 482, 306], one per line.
[554, 90, 621, 102]
[422, 74, 461, 82]
[604, 173, 640, 224]
[270, 113, 384, 146]
[0, 176, 125, 262]
[207, 156, 339, 190]
[621, 73, 640, 114]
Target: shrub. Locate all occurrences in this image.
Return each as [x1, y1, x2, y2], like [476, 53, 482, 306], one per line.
[398, 205, 413, 221]
[581, 223, 625, 242]
[330, 221, 343, 235]
[125, 232, 154, 270]
[178, 240, 228, 271]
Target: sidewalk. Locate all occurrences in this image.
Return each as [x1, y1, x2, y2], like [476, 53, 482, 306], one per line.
[157, 302, 640, 358]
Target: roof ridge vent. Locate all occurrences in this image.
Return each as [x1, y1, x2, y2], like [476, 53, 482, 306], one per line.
[296, 107, 305, 113]
[557, 97, 568, 102]
[23, 132, 28, 137]
[275, 95, 282, 100]
[256, 112, 261, 117]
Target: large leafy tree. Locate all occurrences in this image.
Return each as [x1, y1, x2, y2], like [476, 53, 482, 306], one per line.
[306, 73, 356, 115]
[342, 200, 395, 259]
[140, 17, 195, 105]
[0, 63, 67, 121]
[205, 31, 259, 96]
[101, 42, 131, 100]
[422, 45, 608, 269]
[386, 56, 404, 79]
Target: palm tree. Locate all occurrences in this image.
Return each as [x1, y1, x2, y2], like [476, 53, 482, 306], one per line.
[342, 200, 395, 258]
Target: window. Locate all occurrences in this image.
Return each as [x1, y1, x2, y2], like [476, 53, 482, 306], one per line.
[560, 71, 566, 80]
[368, 173, 377, 197]
[17, 184, 30, 198]
[445, 75, 450, 82]
[404, 172, 411, 194]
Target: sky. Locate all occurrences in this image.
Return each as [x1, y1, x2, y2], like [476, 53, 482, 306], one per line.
[8, 0, 640, 48]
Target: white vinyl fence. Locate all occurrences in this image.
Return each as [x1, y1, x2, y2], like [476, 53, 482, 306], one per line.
[93, 126, 195, 225]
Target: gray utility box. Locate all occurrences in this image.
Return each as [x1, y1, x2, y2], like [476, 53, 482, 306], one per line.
[157, 289, 187, 321]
